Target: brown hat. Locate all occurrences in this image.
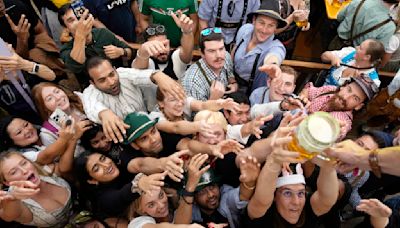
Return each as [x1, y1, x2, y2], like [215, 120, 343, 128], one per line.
[247, 0, 288, 29]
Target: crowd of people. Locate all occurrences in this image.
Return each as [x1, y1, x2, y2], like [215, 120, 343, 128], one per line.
[1, 0, 400, 227]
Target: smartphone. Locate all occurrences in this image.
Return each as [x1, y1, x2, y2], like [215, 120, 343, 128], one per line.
[49, 108, 72, 127]
[0, 37, 13, 57]
[70, 0, 86, 20]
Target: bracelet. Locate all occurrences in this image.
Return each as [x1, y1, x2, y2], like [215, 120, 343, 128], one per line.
[29, 63, 39, 75]
[180, 188, 195, 197]
[131, 173, 145, 195]
[181, 195, 194, 205]
[368, 149, 382, 178]
[242, 182, 256, 190]
[279, 100, 288, 111]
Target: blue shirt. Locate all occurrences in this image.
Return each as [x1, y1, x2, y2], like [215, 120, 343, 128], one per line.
[234, 24, 286, 91]
[249, 86, 270, 106]
[198, 0, 260, 44]
[83, 0, 136, 42]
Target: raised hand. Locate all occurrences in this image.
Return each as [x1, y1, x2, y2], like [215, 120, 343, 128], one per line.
[103, 45, 124, 59]
[139, 40, 169, 58]
[186, 153, 210, 191]
[161, 150, 190, 182]
[5, 14, 30, 42]
[248, 115, 273, 139]
[195, 120, 214, 138]
[210, 80, 225, 100]
[239, 155, 261, 185]
[73, 119, 92, 140]
[58, 119, 76, 142]
[7, 181, 40, 200]
[212, 139, 244, 159]
[356, 199, 392, 218]
[74, 10, 93, 38]
[259, 64, 282, 79]
[137, 171, 166, 194]
[0, 190, 15, 203]
[152, 71, 186, 101]
[216, 98, 240, 112]
[171, 10, 194, 34]
[324, 139, 369, 170]
[99, 109, 130, 143]
[225, 82, 238, 94]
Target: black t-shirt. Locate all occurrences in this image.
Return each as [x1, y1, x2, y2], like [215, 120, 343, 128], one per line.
[243, 196, 320, 228]
[119, 130, 187, 171]
[1, 0, 39, 48]
[195, 209, 230, 228]
[0, 73, 45, 125]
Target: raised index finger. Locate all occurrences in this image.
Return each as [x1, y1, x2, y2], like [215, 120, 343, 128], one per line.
[5, 14, 16, 27]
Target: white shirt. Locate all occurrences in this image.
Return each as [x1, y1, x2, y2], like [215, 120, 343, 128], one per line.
[82, 67, 157, 123]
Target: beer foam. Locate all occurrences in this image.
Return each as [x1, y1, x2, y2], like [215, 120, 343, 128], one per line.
[308, 116, 333, 143]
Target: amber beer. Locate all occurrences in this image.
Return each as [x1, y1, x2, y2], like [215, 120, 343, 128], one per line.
[293, 10, 309, 28]
[287, 112, 340, 160]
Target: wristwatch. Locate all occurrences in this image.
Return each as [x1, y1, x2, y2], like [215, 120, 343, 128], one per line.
[368, 149, 382, 178]
[180, 189, 195, 197]
[150, 70, 161, 84]
[30, 63, 39, 75]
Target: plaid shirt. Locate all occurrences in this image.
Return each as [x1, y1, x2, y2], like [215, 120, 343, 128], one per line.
[181, 52, 234, 101]
[306, 83, 353, 140]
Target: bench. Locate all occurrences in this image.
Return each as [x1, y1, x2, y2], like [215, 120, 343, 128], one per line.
[129, 43, 396, 78]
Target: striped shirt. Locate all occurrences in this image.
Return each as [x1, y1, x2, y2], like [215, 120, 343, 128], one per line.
[82, 67, 157, 123]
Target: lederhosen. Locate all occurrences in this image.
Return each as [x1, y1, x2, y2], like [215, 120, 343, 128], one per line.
[215, 0, 249, 46]
[232, 39, 261, 96]
[151, 51, 178, 80]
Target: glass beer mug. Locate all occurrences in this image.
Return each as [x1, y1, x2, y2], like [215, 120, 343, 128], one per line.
[287, 112, 340, 161]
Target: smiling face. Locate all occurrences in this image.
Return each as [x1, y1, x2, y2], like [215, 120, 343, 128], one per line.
[139, 188, 169, 218]
[195, 184, 220, 213]
[268, 73, 296, 102]
[86, 153, 120, 184]
[275, 184, 306, 224]
[41, 86, 70, 113]
[7, 118, 38, 147]
[327, 82, 366, 111]
[158, 93, 184, 120]
[223, 103, 250, 125]
[252, 15, 278, 43]
[1, 153, 41, 188]
[354, 40, 371, 63]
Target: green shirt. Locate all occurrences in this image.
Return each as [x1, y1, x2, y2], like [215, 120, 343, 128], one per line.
[337, 0, 395, 48]
[60, 28, 129, 74]
[139, 0, 198, 47]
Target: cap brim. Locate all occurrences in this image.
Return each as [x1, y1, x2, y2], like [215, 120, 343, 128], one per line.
[247, 11, 288, 29]
[123, 118, 159, 145]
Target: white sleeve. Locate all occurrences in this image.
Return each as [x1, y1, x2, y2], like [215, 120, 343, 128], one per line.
[39, 129, 57, 147]
[184, 96, 195, 117]
[81, 86, 108, 124]
[22, 150, 39, 162]
[388, 69, 400, 96]
[149, 111, 167, 122]
[172, 49, 190, 80]
[116, 67, 156, 87]
[250, 102, 282, 120]
[331, 47, 355, 59]
[227, 124, 249, 144]
[128, 216, 156, 228]
[385, 35, 400, 54]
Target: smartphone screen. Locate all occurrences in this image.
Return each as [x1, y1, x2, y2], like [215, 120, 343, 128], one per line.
[0, 37, 13, 57]
[70, 0, 86, 20]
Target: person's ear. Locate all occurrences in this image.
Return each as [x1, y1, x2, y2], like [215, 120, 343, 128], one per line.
[87, 179, 99, 185]
[223, 109, 230, 118]
[355, 102, 365, 111]
[130, 142, 140, 150]
[89, 79, 94, 85]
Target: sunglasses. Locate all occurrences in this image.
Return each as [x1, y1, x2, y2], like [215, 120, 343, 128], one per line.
[200, 27, 222, 36]
[145, 25, 166, 36]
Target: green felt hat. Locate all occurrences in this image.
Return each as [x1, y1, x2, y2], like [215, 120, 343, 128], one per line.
[123, 112, 158, 144]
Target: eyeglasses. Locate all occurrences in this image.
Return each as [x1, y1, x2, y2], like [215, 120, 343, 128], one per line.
[278, 189, 306, 199]
[200, 27, 222, 37]
[145, 25, 166, 36]
[65, 211, 93, 228]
